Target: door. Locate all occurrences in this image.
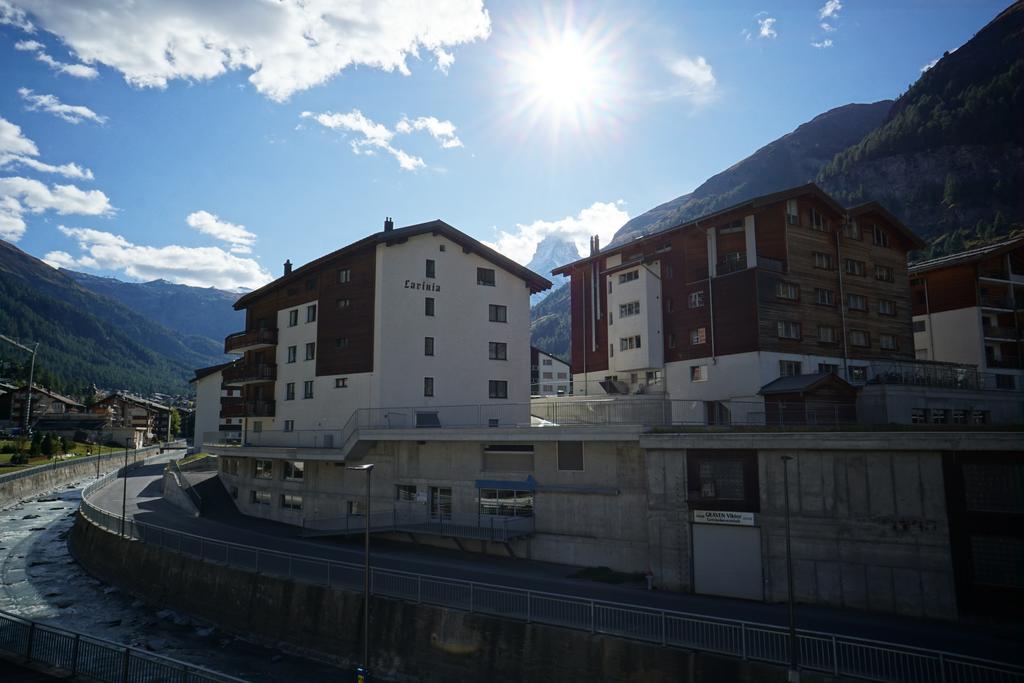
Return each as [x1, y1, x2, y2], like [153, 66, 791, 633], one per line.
[429, 486, 452, 520]
[692, 523, 764, 600]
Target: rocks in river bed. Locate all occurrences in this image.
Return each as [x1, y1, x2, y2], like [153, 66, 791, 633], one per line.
[195, 626, 215, 637]
[29, 560, 53, 567]
[22, 514, 39, 519]
[103, 586, 119, 595]
[29, 527, 46, 531]
[101, 619, 122, 627]
[54, 599, 74, 609]
[145, 638, 167, 652]
[131, 599, 144, 609]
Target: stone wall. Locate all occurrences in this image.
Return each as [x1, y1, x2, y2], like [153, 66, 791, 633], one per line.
[69, 515, 814, 683]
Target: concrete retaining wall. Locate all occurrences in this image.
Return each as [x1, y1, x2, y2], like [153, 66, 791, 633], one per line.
[69, 516, 827, 683]
[161, 468, 200, 517]
[0, 450, 152, 509]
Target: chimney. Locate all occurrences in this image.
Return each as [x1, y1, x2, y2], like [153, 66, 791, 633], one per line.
[593, 235, 600, 253]
[283, 259, 292, 275]
[384, 216, 394, 232]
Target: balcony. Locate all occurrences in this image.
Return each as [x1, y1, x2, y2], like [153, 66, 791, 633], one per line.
[986, 358, 1021, 370]
[222, 362, 276, 385]
[220, 397, 244, 418]
[982, 326, 1020, 341]
[224, 327, 278, 354]
[716, 253, 748, 276]
[980, 295, 1014, 310]
[247, 400, 276, 417]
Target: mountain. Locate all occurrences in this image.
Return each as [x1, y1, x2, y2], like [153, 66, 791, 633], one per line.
[817, 2, 1024, 256]
[610, 100, 894, 246]
[526, 236, 580, 305]
[65, 270, 243, 359]
[530, 282, 570, 360]
[0, 239, 228, 395]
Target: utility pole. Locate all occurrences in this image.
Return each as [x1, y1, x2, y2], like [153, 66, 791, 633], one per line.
[781, 455, 799, 683]
[0, 335, 39, 436]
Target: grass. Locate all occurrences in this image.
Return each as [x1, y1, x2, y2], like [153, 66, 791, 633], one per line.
[177, 452, 209, 466]
[0, 440, 132, 471]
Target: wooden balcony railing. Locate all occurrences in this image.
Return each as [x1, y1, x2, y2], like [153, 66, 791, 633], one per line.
[224, 327, 278, 354]
[222, 363, 277, 384]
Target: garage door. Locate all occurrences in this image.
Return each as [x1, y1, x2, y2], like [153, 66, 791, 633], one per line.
[692, 523, 763, 601]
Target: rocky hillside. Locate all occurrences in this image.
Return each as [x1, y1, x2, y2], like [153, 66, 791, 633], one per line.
[609, 100, 893, 246]
[530, 282, 570, 360]
[526, 236, 580, 305]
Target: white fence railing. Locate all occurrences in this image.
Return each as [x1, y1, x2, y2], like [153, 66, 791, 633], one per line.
[77, 476, 1024, 683]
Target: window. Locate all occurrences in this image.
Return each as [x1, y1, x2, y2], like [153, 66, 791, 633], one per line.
[689, 290, 705, 308]
[619, 270, 639, 284]
[690, 365, 708, 382]
[303, 380, 314, 399]
[542, 372, 553, 379]
[417, 376, 432, 397]
[305, 342, 316, 361]
[337, 298, 351, 310]
[879, 334, 897, 351]
[929, 409, 948, 424]
[608, 280, 613, 294]
[911, 408, 926, 424]
[557, 372, 568, 379]
[879, 299, 896, 316]
[619, 301, 641, 317]
[286, 345, 297, 363]
[844, 259, 866, 276]
[952, 410, 968, 424]
[425, 297, 435, 316]
[281, 494, 303, 511]
[668, 333, 676, 348]
[557, 442, 584, 471]
[913, 320, 926, 332]
[288, 309, 298, 327]
[542, 384, 553, 392]
[335, 377, 348, 388]
[439, 244, 446, 252]
[489, 342, 508, 360]
[619, 335, 642, 351]
[971, 410, 989, 424]
[426, 259, 436, 279]
[283, 461, 304, 481]
[719, 219, 744, 235]
[251, 490, 271, 506]
[847, 293, 867, 311]
[690, 327, 706, 345]
[810, 207, 826, 231]
[844, 220, 862, 240]
[488, 304, 507, 322]
[478, 488, 534, 517]
[687, 450, 758, 510]
[818, 325, 838, 344]
[815, 288, 835, 306]
[338, 268, 351, 283]
[775, 281, 799, 300]
[786, 199, 798, 225]
[306, 304, 317, 323]
[777, 321, 801, 340]
[779, 360, 802, 377]
[818, 362, 839, 374]
[609, 343, 614, 357]
[848, 366, 867, 382]
[336, 337, 350, 349]
[488, 380, 508, 399]
[813, 252, 834, 270]
[306, 277, 316, 291]
[542, 358, 552, 366]
[875, 265, 895, 282]
[477, 268, 496, 286]
[254, 459, 273, 479]
[872, 224, 889, 247]
[252, 422, 262, 433]
[284, 419, 295, 432]
[424, 337, 435, 356]
[396, 484, 417, 501]
[285, 382, 295, 400]
[849, 329, 870, 347]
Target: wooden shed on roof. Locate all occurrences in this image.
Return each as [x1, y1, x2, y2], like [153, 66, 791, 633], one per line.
[758, 373, 859, 426]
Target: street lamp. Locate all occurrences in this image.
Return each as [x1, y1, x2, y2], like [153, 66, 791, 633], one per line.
[346, 463, 374, 681]
[120, 437, 130, 537]
[781, 455, 799, 683]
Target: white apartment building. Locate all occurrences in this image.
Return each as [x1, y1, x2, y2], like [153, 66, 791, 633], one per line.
[190, 362, 243, 445]
[531, 346, 571, 396]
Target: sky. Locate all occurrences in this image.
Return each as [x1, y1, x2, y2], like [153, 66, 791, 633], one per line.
[0, 0, 1009, 291]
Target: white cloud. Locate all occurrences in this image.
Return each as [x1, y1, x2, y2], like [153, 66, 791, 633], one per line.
[757, 17, 777, 39]
[819, 0, 842, 20]
[485, 201, 629, 267]
[12, 37, 99, 79]
[1, 0, 491, 102]
[0, 154, 93, 180]
[396, 116, 463, 148]
[0, 1, 34, 31]
[820, 22, 836, 33]
[660, 56, 717, 105]
[18, 88, 107, 125]
[186, 210, 256, 254]
[50, 225, 273, 289]
[0, 177, 112, 242]
[0, 116, 39, 156]
[0, 196, 26, 241]
[303, 109, 464, 171]
[921, 58, 939, 73]
[811, 39, 834, 49]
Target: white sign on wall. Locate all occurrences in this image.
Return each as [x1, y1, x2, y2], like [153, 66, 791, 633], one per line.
[693, 510, 755, 526]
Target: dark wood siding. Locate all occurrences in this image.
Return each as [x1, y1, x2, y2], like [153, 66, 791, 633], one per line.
[568, 263, 609, 375]
[912, 263, 979, 315]
[713, 268, 759, 356]
[317, 244, 377, 375]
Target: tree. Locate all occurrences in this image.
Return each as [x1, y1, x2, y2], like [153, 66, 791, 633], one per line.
[29, 430, 42, 456]
[41, 433, 55, 458]
[60, 436, 71, 456]
[169, 408, 181, 438]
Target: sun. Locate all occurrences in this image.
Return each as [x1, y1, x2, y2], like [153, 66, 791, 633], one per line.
[518, 30, 603, 118]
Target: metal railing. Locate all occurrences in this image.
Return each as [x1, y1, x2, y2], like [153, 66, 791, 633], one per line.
[866, 360, 1023, 392]
[0, 608, 245, 683]
[302, 507, 535, 542]
[224, 327, 278, 354]
[0, 440, 181, 486]
[168, 458, 203, 513]
[76, 484, 1024, 683]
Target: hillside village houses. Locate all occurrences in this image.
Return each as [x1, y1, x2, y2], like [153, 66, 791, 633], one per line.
[195, 196, 1022, 622]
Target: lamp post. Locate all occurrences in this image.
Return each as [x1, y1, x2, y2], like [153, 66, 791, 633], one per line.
[120, 437, 130, 537]
[346, 463, 374, 681]
[781, 455, 799, 683]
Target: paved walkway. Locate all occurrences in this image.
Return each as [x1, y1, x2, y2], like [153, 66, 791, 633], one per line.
[88, 452, 1023, 667]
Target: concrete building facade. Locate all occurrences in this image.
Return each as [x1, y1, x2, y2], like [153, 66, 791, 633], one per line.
[530, 346, 571, 396]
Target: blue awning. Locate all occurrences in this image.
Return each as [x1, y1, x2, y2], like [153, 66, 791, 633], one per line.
[475, 475, 536, 491]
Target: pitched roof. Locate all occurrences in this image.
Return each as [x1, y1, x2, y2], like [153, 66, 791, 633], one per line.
[14, 384, 84, 408]
[908, 236, 1024, 275]
[190, 361, 237, 384]
[234, 219, 552, 309]
[758, 372, 858, 396]
[847, 202, 926, 250]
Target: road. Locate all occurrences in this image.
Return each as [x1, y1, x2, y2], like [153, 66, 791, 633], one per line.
[87, 453, 1024, 667]
[0, 450, 345, 682]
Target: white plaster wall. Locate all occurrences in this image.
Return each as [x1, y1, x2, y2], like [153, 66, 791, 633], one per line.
[608, 261, 663, 374]
[371, 233, 531, 414]
[536, 351, 571, 395]
[918, 307, 984, 367]
[192, 371, 222, 444]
